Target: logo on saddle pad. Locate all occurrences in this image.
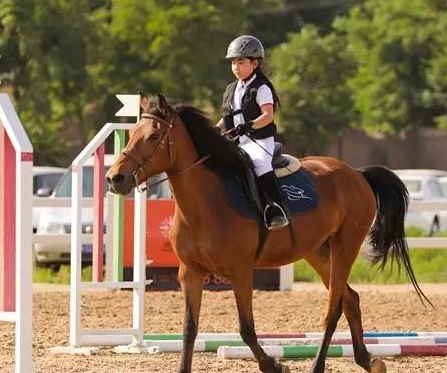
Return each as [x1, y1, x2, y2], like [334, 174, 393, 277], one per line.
[280, 184, 313, 201]
[225, 169, 319, 219]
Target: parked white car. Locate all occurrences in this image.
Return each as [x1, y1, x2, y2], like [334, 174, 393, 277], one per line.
[33, 166, 66, 196]
[394, 169, 447, 235]
[393, 169, 447, 179]
[32, 166, 66, 234]
[34, 155, 170, 267]
[439, 176, 447, 197]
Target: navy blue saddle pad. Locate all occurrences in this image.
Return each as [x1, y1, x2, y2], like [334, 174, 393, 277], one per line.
[225, 168, 319, 219]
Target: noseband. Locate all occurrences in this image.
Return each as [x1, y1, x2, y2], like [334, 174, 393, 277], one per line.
[122, 112, 210, 192]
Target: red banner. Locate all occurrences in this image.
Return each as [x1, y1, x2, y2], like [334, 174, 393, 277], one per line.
[123, 199, 178, 267]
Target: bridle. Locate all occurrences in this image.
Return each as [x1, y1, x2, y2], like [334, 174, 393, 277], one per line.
[121, 112, 210, 192]
[121, 112, 174, 192]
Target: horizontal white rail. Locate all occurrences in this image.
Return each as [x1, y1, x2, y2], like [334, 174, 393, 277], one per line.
[79, 334, 134, 346]
[33, 197, 95, 208]
[79, 280, 153, 290]
[0, 311, 16, 322]
[33, 234, 106, 245]
[363, 240, 447, 250]
[409, 200, 447, 211]
[406, 237, 447, 248]
[81, 328, 139, 336]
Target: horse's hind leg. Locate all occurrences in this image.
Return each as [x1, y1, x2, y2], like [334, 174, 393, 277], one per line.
[231, 272, 290, 373]
[308, 243, 347, 373]
[306, 227, 386, 373]
[177, 264, 206, 373]
[343, 285, 386, 373]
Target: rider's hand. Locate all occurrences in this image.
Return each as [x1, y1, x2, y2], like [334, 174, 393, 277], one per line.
[234, 121, 253, 136]
[213, 126, 223, 134]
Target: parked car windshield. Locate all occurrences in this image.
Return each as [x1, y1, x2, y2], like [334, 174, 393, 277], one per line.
[402, 180, 421, 193]
[33, 173, 64, 195]
[441, 183, 447, 197]
[53, 166, 105, 197]
[428, 180, 444, 198]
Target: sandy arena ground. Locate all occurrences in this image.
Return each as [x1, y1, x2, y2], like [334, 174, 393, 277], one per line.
[1, 283, 447, 373]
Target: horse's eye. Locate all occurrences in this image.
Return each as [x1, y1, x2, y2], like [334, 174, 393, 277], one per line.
[148, 133, 160, 140]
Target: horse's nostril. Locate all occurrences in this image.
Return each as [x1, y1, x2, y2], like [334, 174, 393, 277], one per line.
[106, 176, 112, 184]
[112, 174, 125, 184]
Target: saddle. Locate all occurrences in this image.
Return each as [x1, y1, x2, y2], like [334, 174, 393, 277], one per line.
[225, 142, 318, 220]
[272, 142, 301, 177]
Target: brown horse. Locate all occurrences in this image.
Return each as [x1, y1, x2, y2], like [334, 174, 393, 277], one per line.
[106, 94, 429, 373]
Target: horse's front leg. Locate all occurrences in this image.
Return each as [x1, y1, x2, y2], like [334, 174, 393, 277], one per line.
[177, 264, 206, 373]
[231, 273, 290, 373]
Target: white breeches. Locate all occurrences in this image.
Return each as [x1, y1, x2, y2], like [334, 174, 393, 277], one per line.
[238, 135, 274, 177]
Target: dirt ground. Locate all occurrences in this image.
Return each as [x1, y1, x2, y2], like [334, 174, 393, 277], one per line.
[1, 284, 447, 373]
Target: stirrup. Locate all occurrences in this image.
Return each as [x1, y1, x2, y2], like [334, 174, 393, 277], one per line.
[263, 202, 289, 231]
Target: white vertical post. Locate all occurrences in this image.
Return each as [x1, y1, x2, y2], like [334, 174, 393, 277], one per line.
[15, 153, 33, 372]
[105, 192, 115, 282]
[65, 120, 138, 350]
[0, 94, 33, 373]
[133, 188, 147, 345]
[70, 166, 83, 347]
[279, 263, 294, 291]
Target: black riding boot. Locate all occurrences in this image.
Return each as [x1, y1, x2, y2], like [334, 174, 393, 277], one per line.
[257, 171, 289, 231]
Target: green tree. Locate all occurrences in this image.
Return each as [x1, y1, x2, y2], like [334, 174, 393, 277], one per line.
[0, 0, 106, 165]
[336, 0, 447, 133]
[426, 1, 447, 128]
[271, 25, 355, 154]
[106, 0, 283, 111]
[1, 0, 288, 163]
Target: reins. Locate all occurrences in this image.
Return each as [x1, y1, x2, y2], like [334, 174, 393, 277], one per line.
[123, 112, 211, 192]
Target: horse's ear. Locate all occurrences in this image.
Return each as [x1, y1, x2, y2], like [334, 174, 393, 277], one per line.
[157, 93, 169, 117]
[139, 91, 149, 110]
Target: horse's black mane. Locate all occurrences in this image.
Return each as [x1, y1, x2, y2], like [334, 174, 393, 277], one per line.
[173, 105, 252, 178]
[143, 95, 252, 178]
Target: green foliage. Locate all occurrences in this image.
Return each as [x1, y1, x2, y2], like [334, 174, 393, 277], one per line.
[0, 0, 106, 165]
[433, 230, 447, 237]
[295, 227, 447, 283]
[405, 226, 447, 237]
[335, 0, 447, 133]
[106, 0, 282, 109]
[2, 0, 447, 163]
[405, 225, 429, 237]
[271, 26, 355, 154]
[33, 265, 92, 284]
[294, 249, 447, 283]
[0, 0, 289, 163]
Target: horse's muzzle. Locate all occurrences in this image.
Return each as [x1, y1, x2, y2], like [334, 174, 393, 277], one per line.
[106, 171, 134, 195]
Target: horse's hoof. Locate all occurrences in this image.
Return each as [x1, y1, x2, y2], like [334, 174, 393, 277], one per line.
[278, 363, 290, 373]
[370, 357, 387, 373]
[267, 362, 290, 373]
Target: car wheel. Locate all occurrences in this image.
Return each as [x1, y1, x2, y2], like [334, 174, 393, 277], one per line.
[429, 217, 440, 236]
[49, 263, 61, 273]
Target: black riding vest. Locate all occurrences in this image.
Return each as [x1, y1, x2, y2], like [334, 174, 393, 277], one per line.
[222, 75, 277, 139]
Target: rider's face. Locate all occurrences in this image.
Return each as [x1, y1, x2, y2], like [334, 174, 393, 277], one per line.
[231, 58, 258, 80]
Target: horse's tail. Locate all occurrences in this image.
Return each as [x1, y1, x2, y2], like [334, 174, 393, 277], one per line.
[359, 165, 432, 306]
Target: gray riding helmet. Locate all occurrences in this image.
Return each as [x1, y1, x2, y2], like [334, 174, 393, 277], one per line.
[226, 35, 265, 59]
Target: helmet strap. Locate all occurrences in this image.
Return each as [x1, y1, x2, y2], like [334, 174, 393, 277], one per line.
[243, 71, 256, 83]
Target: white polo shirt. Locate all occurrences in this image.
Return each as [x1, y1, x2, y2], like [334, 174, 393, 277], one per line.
[232, 74, 274, 128]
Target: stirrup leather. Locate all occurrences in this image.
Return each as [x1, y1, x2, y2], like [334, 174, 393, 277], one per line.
[263, 202, 289, 231]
